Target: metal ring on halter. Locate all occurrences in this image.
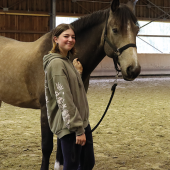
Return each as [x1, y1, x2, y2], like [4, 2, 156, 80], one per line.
[115, 49, 121, 56]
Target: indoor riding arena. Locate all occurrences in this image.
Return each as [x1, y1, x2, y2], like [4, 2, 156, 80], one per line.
[1, 0, 170, 170]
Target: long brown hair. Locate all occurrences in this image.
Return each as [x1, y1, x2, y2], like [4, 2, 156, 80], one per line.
[49, 23, 76, 55]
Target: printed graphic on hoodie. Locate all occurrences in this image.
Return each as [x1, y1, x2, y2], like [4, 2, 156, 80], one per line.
[55, 82, 70, 129]
[44, 71, 50, 120]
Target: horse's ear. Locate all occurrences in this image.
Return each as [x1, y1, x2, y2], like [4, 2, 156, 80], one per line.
[111, 0, 120, 12]
[126, 0, 136, 13]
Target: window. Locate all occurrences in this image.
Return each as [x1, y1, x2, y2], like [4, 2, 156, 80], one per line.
[137, 21, 170, 53]
[56, 17, 78, 26]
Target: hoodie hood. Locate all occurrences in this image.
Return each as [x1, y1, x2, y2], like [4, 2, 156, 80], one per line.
[43, 53, 67, 70]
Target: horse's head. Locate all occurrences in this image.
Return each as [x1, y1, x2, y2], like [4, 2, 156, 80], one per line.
[104, 0, 141, 81]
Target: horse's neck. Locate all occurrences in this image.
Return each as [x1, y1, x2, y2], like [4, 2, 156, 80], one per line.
[75, 23, 106, 80]
[72, 9, 109, 80]
[35, 31, 53, 55]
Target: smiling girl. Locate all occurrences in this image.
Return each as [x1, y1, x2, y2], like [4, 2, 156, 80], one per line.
[43, 24, 95, 170]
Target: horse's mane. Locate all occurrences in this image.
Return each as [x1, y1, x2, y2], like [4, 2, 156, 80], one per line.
[71, 4, 138, 35]
[114, 4, 139, 35]
[49, 3, 138, 36]
[71, 9, 109, 33]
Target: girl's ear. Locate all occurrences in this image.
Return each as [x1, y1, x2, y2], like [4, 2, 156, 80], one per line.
[53, 36, 58, 43]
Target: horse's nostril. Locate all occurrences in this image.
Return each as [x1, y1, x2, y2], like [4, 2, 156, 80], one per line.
[127, 65, 141, 78]
[127, 65, 133, 76]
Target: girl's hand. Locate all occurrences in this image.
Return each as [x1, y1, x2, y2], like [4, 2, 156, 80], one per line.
[73, 58, 83, 74]
[76, 133, 86, 146]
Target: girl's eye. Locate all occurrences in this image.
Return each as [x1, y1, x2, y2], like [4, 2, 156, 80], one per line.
[112, 28, 118, 34]
[72, 37, 75, 39]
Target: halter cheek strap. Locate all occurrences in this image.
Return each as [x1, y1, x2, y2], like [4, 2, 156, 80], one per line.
[118, 43, 137, 55]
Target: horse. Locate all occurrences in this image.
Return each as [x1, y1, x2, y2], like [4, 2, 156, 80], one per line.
[0, 0, 141, 169]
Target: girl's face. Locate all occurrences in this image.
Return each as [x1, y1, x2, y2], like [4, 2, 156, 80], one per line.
[54, 28, 76, 56]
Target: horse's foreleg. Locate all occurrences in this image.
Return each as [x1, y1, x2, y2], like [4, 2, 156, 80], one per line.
[84, 75, 90, 92]
[40, 105, 53, 170]
[0, 100, 2, 107]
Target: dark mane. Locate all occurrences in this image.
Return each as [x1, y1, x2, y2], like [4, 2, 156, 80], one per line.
[114, 4, 139, 35]
[71, 9, 109, 33]
[51, 4, 138, 36]
[71, 4, 138, 35]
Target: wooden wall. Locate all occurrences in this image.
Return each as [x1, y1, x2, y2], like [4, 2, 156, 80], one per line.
[55, 0, 130, 16]
[0, 0, 51, 42]
[0, 14, 49, 42]
[56, 0, 115, 16]
[136, 0, 170, 21]
[0, 0, 170, 42]
[0, 0, 50, 11]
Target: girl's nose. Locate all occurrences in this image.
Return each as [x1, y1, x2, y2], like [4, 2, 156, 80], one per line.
[68, 36, 74, 41]
[69, 37, 72, 41]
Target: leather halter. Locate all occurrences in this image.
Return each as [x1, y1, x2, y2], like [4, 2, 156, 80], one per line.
[104, 13, 137, 72]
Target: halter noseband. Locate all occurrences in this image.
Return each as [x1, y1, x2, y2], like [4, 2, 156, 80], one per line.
[104, 13, 137, 72]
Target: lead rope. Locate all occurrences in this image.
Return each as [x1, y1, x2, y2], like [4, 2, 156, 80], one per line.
[89, 72, 119, 134]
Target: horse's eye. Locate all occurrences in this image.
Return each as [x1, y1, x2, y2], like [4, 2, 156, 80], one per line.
[112, 28, 118, 34]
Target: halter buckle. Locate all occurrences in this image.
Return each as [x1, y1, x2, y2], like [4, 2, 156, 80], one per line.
[115, 49, 121, 56]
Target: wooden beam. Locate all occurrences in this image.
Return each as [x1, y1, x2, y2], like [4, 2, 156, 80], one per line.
[72, 0, 110, 3]
[136, 4, 170, 9]
[0, 10, 50, 16]
[8, 0, 27, 9]
[0, 30, 48, 34]
[76, 2, 91, 14]
[3, 0, 7, 8]
[100, 4, 110, 10]
[140, 0, 161, 18]
[137, 16, 170, 22]
[138, 34, 170, 38]
[56, 12, 83, 17]
[147, 0, 170, 17]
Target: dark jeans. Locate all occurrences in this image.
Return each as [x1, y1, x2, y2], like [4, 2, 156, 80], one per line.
[60, 124, 95, 170]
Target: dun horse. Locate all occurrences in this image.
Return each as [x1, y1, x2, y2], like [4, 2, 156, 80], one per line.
[0, 0, 141, 169]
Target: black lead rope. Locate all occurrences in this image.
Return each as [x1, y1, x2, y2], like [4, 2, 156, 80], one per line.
[85, 79, 118, 147]
[90, 83, 117, 134]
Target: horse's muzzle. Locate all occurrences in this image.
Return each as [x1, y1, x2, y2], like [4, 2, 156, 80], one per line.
[125, 65, 141, 80]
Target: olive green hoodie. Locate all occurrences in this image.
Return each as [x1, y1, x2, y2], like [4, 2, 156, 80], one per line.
[43, 53, 89, 139]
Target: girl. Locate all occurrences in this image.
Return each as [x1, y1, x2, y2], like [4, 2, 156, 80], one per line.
[43, 23, 95, 170]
